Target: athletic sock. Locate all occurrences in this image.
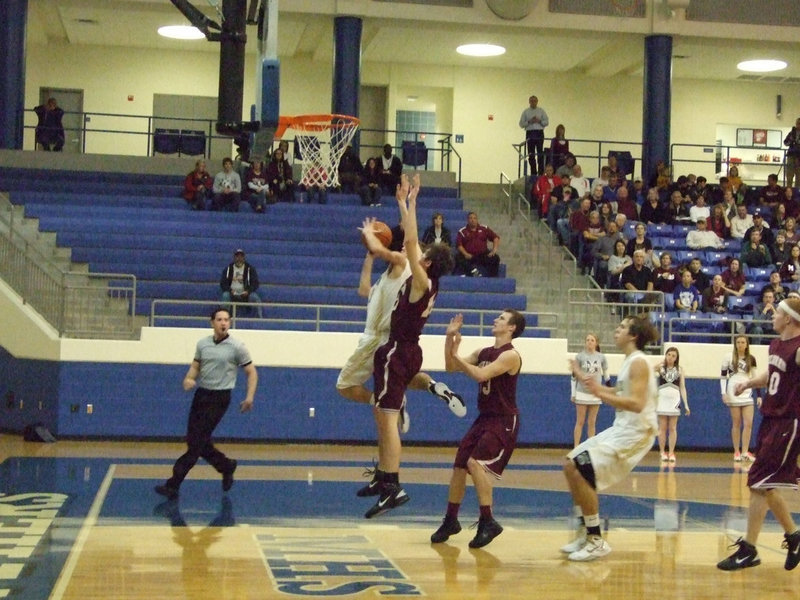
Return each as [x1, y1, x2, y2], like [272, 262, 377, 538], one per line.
[584, 513, 601, 537]
[479, 505, 493, 520]
[446, 502, 461, 520]
[384, 472, 399, 485]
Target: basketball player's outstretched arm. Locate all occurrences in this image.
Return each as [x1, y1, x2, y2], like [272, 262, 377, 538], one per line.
[397, 174, 430, 299]
[359, 216, 406, 268]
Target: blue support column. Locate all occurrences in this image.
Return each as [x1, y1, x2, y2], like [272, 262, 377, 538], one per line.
[332, 16, 361, 150]
[642, 35, 672, 185]
[0, 0, 28, 150]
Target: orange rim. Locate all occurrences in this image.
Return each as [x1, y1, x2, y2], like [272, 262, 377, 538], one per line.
[278, 113, 360, 136]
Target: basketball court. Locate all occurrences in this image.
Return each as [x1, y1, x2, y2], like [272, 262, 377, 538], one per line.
[2, 438, 799, 599]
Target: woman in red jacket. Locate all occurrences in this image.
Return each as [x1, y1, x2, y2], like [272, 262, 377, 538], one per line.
[532, 163, 561, 219]
[183, 159, 214, 210]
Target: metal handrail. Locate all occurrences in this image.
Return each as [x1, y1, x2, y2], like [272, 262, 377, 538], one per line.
[669, 142, 787, 185]
[513, 138, 645, 180]
[500, 172, 531, 222]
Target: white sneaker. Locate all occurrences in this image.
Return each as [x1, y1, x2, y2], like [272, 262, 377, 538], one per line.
[398, 396, 410, 434]
[568, 536, 611, 562]
[560, 533, 587, 554]
[432, 381, 467, 417]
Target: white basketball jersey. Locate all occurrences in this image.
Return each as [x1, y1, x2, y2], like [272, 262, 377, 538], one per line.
[613, 351, 658, 434]
[364, 261, 411, 337]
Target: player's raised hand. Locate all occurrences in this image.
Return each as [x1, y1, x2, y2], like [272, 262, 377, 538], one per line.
[446, 314, 464, 336]
[396, 174, 410, 203]
[360, 216, 378, 237]
[407, 173, 421, 205]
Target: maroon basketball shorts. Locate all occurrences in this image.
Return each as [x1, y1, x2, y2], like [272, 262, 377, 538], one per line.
[454, 413, 519, 479]
[748, 416, 800, 490]
[373, 340, 422, 412]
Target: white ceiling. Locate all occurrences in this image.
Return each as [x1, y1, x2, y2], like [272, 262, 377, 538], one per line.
[25, 0, 800, 83]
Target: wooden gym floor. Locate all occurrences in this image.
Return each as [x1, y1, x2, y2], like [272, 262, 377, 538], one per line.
[1, 437, 799, 600]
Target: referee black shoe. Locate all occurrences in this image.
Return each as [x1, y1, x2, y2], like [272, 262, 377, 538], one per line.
[431, 517, 462, 543]
[364, 484, 409, 519]
[717, 537, 760, 571]
[783, 530, 800, 570]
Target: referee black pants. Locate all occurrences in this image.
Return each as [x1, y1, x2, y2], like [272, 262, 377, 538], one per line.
[167, 388, 233, 489]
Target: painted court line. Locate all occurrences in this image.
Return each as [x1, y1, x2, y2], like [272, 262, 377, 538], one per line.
[48, 463, 117, 600]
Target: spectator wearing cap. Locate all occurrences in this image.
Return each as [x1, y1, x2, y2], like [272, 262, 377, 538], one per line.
[220, 249, 263, 318]
[686, 218, 724, 250]
[743, 208, 774, 246]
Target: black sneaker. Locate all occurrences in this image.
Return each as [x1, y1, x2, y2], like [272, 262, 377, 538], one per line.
[782, 530, 800, 570]
[364, 484, 409, 519]
[430, 381, 467, 418]
[717, 537, 761, 571]
[431, 517, 462, 543]
[356, 462, 383, 497]
[222, 459, 237, 492]
[468, 518, 503, 549]
[154, 484, 179, 500]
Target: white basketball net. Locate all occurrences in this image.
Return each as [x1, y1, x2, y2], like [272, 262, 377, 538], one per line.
[291, 115, 360, 188]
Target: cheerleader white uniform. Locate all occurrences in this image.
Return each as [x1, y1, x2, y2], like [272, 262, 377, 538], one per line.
[656, 366, 683, 416]
[720, 356, 756, 408]
[572, 350, 608, 406]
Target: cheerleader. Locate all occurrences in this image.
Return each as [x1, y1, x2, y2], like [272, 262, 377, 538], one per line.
[570, 333, 609, 448]
[720, 335, 761, 461]
[655, 347, 690, 462]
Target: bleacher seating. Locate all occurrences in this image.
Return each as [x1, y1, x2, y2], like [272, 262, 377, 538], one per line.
[2, 168, 551, 337]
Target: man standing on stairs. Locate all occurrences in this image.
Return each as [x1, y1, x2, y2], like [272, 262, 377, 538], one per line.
[456, 212, 501, 277]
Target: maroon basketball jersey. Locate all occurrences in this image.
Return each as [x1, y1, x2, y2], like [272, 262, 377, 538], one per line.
[762, 335, 800, 418]
[476, 343, 520, 417]
[388, 275, 438, 344]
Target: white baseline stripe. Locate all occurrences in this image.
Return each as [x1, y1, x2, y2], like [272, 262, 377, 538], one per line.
[48, 464, 117, 600]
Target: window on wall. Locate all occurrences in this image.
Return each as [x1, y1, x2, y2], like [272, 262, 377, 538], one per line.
[396, 110, 436, 170]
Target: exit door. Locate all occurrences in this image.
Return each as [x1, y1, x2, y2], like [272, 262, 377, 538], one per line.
[38, 88, 84, 154]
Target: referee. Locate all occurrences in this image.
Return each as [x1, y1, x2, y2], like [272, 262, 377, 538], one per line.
[155, 307, 257, 500]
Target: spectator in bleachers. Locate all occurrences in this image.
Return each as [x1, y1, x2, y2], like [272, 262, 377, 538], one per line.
[772, 201, 788, 231]
[621, 249, 654, 305]
[277, 139, 292, 163]
[749, 287, 776, 344]
[689, 194, 711, 223]
[219, 249, 263, 318]
[652, 252, 679, 295]
[598, 202, 614, 227]
[743, 209, 773, 246]
[632, 178, 646, 206]
[721, 258, 746, 297]
[456, 212, 500, 277]
[702, 274, 729, 314]
[707, 176, 730, 206]
[266, 147, 295, 203]
[533, 163, 561, 218]
[690, 175, 709, 202]
[730, 204, 754, 240]
[721, 188, 738, 220]
[592, 166, 611, 192]
[359, 157, 382, 207]
[592, 220, 624, 285]
[607, 153, 627, 183]
[244, 159, 270, 212]
[377, 143, 403, 194]
[422, 213, 453, 246]
[337, 145, 362, 193]
[686, 257, 710, 293]
[665, 189, 691, 224]
[602, 172, 622, 204]
[570, 164, 591, 199]
[784, 119, 800, 188]
[615, 185, 639, 222]
[183, 159, 214, 210]
[607, 239, 631, 291]
[784, 216, 799, 245]
[771, 230, 790, 268]
[580, 211, 605, 275]
[549, 124, 570, 172]
[673, 269, 700, 313]
[614, 212, 628, 235]
[707, 203, 731, 239]
[556, 153, 577, 179]
[550, 176, 580, 242]
[212, 157, 242, 212]
[759, 173, 782, 210]
[740, 229, 772, 268]
[566, 197, 592, 258]
[779, 243, 800, 283]
[781, 186, 799, 219]
[686, 218, 724, 250]
[765, 271, 788, 302]
[520, 95, 549, 176]
[33, 98, 65, 151]
[727, 165, 746, 200]
[299, 165, 329, 204]
[625, 223, 653, 264]
[640, 188, 668, 225]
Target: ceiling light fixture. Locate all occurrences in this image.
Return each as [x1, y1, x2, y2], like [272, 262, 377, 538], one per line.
[737, 59, 787, 73]
[158, 25, 205, 40]
[457, 43, 506, 57]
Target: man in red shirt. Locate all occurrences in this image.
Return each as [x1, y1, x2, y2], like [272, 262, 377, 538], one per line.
[455, 212, 501, 277]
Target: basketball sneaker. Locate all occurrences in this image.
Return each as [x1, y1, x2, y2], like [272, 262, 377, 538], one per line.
[733, 452, 742, 462]
[560, 531, 588, 554]
[668, 453, 676, 462]
[356, 461, 383, 497]
[743, 452, 756, 462]
[782, 530, 800, 571]
[431, 517, 462, 543]
[430, 381, 467, 417]
[468, 517, 503, 548]
[398, 396, 410, 434]
[716, 537, 760, 570]
[568, 536, 611, 561]
[364, 483, 409, 519]
[222, 459, 237, 492]
[660, 452, 668, 462]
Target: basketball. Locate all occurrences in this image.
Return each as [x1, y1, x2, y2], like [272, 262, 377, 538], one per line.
[363, 220, 393, 249]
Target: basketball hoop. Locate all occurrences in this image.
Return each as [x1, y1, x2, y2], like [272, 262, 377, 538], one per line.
[281, 114, 360, 189]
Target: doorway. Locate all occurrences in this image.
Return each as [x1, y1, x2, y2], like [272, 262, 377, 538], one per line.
[39, 88, 84, 154]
